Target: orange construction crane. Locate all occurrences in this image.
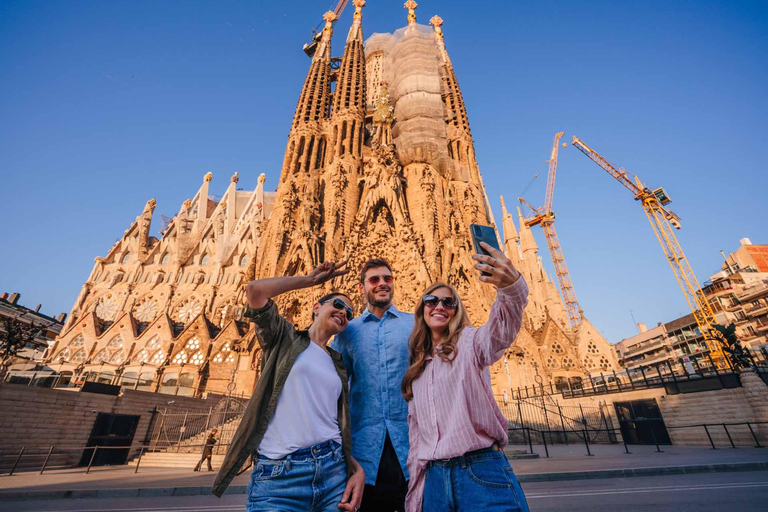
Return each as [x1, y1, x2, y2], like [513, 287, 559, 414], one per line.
[519, 132, 582, 328]
[571, 135, 726, 368]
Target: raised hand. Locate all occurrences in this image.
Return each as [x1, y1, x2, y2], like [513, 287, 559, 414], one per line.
[307, 260, 350, 286]
[472, 242, 521, 288]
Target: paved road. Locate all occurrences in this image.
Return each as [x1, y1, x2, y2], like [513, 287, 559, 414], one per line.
[3, 471, 767, 511]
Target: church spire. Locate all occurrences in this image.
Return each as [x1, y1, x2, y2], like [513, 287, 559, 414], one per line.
[500, 196, 519, 247]
[404, 1, 418, 26]
[136, 198, 156, 263]
[280, 11, 336, 181]
[347, 0, 365, 43]
[291, 11, 335, 130]
[517, 206, 539, 254]
[329, 0, 366, 162]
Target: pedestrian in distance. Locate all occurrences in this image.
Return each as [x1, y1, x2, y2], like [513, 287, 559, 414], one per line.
[402, 242, 531, 512]
[331, 258, 413, 512]
[194, 427, 218, 472]
[212, 260, 365, 512]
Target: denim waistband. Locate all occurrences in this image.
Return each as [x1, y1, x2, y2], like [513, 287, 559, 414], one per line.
[256, 440, 341, 463]
[428, 444, 501, 467]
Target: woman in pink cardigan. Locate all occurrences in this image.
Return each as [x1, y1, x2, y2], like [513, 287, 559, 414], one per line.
[401, 242, 530, 512]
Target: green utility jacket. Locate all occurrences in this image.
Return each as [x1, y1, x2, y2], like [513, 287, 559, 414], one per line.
[211, 300, 353, 497]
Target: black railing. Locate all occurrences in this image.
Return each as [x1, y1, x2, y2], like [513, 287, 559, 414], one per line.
[506, 421, 768, 458]
[523, 354, 767, 400]
[0, 441, 234, 476]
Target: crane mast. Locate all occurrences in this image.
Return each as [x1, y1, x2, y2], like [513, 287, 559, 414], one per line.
[519, 132, 583, 329]
[571, 136, 726, 368]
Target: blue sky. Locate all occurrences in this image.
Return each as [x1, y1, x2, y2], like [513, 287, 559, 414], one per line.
[2, 0, 766, 342]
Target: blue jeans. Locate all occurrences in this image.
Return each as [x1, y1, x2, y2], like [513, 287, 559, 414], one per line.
[423, 447, 530, 512]
[246, 440, 347, 512]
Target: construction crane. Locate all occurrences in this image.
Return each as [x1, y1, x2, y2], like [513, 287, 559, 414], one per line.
[518, 132, 583, 329]
[571, 135, 726, 368]
[303, 0, 351, 57]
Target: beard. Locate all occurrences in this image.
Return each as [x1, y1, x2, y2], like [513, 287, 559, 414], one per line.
[367, 288, 393, 309]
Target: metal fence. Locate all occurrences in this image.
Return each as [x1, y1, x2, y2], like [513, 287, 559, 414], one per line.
[147, 397, 246, 454]
[504, 354, 768, 401]
[496, 395, 617, 446]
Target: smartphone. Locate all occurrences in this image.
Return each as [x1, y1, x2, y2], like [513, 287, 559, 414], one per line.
[470, 224, 501, 276]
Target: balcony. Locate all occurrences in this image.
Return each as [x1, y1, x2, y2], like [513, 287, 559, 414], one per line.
[738, 283, 768, 303]
[746, 303, 768, 317]
[623, 339, 667, 356]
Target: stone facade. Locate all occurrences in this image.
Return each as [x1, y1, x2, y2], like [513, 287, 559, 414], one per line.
[46, 2, 618, 397]
[546, 369, 768, 446]
[0, 383, 229, 468]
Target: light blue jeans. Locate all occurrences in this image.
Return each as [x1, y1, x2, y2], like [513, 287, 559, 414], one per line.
[423, 447, 530, 512]
[246, 440, 347, 512]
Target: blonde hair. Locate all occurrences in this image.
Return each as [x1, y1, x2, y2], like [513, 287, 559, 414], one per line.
[401, 282, 470, 401]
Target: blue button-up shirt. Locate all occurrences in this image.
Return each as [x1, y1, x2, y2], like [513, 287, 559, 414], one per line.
[330, 304, 414, 485]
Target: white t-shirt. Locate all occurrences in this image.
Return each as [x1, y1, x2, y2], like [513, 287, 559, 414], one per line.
[258, 342, 343, 459]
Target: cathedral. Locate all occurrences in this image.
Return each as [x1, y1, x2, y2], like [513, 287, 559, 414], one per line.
[47, 1, 618, 398]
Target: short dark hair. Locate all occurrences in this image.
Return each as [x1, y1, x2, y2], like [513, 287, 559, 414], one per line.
[360, 258, 393, 283]
[312, 292, 352, 321]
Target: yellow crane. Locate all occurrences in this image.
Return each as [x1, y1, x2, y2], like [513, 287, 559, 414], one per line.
[519, 132, 583, 329]
[571, 135, 726, 368]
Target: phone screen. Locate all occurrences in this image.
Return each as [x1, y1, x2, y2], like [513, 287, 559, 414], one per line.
[470, 224, 500, 275]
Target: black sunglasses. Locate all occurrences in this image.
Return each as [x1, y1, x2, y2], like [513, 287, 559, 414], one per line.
[422, 295, 458, 309]
[320, 297, 354, 321]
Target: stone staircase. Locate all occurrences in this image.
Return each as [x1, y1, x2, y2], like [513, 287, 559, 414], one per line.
[129, 413, 242, 468]
[130, 451, 226, 469]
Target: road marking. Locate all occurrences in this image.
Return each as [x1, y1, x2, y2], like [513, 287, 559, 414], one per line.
[27, 506, 244, 512]
[527, 481, 768, 499]
[25, 480, 768, 511]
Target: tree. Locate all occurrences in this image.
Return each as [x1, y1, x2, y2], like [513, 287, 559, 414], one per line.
[712, 323, 751, 370]
[0, 316, 41, 379]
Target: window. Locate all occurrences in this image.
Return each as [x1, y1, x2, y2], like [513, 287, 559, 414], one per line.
[185, 337, 200, 351]
[146, 336, 160, 350]
[161, 253, 170, 265]
[137, 372, 154, 391]
[240, 254, 248, 267]
[121, 252, 131, 264]
[160, 372, 179, 394]
[121, 372, 138, 389]
[200, 253, 210, 266]
[150, 351, 165, 365]
[97, 372, 114, 384]
[71, 335, 84, 348]
[172, 350, 188, 364]
[177, 373, 195, 396]
[108, 335, 123, 349]
[111, 350, 125, 364]
[133, 349, 150, 363]
[93, 349, 109, 364]
[190, 351, 204, 365]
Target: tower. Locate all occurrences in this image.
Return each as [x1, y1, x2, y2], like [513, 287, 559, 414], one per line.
[255, 1, 499, 329]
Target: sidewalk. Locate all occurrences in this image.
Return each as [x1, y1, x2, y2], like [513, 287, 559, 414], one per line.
[1, 445, 766, 500]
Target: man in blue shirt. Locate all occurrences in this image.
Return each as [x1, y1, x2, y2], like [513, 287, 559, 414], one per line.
[331, 258, 413, 512]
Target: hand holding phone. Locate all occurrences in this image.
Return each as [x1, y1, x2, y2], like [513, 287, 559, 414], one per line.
[470, 224, 520, 287]
[471, 224, 501, 276]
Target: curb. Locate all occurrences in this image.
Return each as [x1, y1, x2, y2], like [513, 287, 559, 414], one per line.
[515, 461, 768, 482]
[2, 462, 768, 501]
